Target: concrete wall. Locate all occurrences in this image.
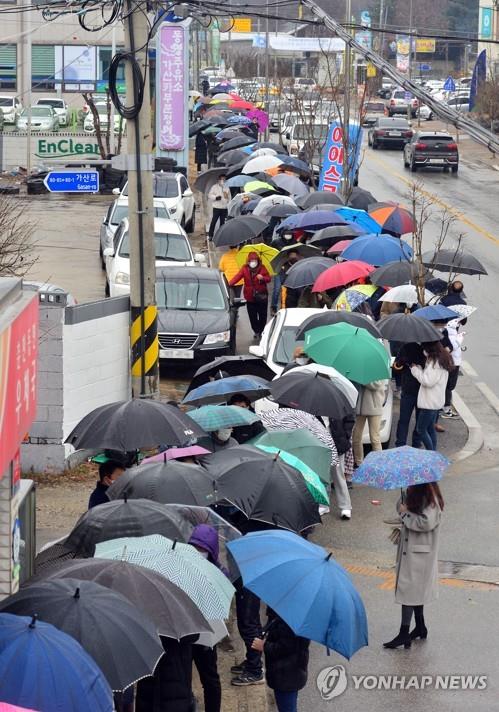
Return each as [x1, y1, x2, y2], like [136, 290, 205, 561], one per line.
[21, 294, 131, 473]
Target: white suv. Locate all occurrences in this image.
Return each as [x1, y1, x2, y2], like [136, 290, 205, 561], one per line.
[387, 89, 419, 117]
[35, 98, 69, 127]
[0, 95, 22, 124]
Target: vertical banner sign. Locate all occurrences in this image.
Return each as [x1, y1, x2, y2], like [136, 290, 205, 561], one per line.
[319, 122, 363, 193]
[158, 24, 186, 151]
[470, 50, 487, 112]
[396, 35, 410, 74]
[480, 7, 493, 39]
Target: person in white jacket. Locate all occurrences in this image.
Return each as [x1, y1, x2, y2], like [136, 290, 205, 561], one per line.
[207, 175, 231, 239]
[352, 379, 388, 466]
[410, 341, 454, 451]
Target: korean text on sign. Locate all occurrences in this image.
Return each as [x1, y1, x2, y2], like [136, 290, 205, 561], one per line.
[158, 25, 186, 151]
[319, 123, 344, 193]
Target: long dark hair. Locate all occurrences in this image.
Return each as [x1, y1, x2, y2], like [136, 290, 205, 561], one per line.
[422, 341, 454, 372]
[405, 482, 444, 514]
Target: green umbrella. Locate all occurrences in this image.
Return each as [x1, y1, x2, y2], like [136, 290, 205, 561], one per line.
[255, 444, 329, 506]
[304, 323, 391, 385]
[243, 180, 276, 194]
[249, 428, 331, 483]
[187, 404, 260, 432]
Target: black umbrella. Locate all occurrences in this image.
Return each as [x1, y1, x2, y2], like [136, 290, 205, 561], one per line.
[107, 462, 215, 507]
[200, 446, 320, 532]
[37, 559, 213, 640]
[186, 355, 276, 394]
[252, 141, 288, 153]
[64, 498, 189, 556]
[213, 215, 267, 247]
[270, 371, 354, 418]
[309, 225, 366, 248]
[370, 260, 428, 287]
[218, 149, 248, 166]
[422, 249, 488, 276]
[205, 116, 231, 126]
[270, 243, 321, 272]
[377, 313, 443, 343]
[216, 128, 250, 143]
[219, 135, 255, 152]
[296, 191, 344, 209]
[65, 399, 205, 451]
[193, 167, 228, 194]
[189, 120, 210, 136]
[348, 187, 377, 211]
[283, 256, 333, 289]
[225, 159, 250, 177]
[267, 203, 301, 218]
[0, 579, 163, 691]
[295, 311, 382, 340]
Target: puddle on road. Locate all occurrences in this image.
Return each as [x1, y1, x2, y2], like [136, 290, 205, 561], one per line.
[439, 560, 499, 586]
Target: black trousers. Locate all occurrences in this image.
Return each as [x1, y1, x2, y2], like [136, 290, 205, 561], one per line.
[445, 366, 459, 407]
[247, 300, 268, 336]
[192, 646, 221, 712]
[209, 207, 227, 237]
[235, 586, 263, 675]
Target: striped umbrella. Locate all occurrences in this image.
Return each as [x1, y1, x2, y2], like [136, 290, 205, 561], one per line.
[95, 535, 235, 621]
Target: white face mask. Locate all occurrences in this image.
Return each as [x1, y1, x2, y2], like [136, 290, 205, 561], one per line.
[296, 357, 309, 366]
[249, 261, 258, 269]
[216, 428, 232, 442]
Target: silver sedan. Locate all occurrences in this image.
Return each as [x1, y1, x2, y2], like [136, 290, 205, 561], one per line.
[16, 106, 60, 132]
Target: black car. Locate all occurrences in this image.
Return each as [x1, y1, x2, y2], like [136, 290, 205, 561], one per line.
[368, 117, 413, 150]
[156, 267, 242, 362]
[403, 132, 459, 173]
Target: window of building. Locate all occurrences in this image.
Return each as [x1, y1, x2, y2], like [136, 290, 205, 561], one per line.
[0, 45, 17, 90]
[32, 45, 56, 91]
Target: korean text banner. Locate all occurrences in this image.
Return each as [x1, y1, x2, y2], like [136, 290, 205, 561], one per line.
[158, 24, 186, 151]
[319, 122, 362, 193]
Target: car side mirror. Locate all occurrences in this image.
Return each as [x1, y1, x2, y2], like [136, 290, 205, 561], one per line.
[112, 187, 120, 196]
[183, 188, 193, 197]
[194, 253, 206, 264]
[103, 247, 114, 258]
[249, 344, 264, 357]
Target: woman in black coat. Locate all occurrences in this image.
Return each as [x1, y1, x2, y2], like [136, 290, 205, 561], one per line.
[252, 609, 310, 712]
[195, 131, 208, 171]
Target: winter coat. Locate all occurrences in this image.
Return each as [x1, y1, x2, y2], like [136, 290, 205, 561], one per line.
[135, 635, 197, 712]
[410, 360, 449, 410]
[395, 501, 442, 606]
[264, 610, 310, 692]
[232, 419, 266, 445]
[440, 292, 466, 307]
[229, 260, 271, 303]
[207, 182, 230, 209]
[219, 249, 243, 284]
[88, 482, 109, 509]
[357, 380, 387, 416]
[195, 132, 208, 164]
[395, 343, 425, 397]
[329, 413, 356, 456]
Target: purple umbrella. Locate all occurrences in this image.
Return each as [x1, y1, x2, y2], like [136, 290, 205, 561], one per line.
[247, 108, 269, 132]
[142, 446, 211, 464]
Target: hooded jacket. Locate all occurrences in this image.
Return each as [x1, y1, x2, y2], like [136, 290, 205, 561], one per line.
[188, 524, 229, 577]
[229, 252, 271, 302]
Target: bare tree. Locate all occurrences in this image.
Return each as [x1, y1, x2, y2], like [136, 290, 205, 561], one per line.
[82, 91, 125, 158]
[0, 197, 37, 277]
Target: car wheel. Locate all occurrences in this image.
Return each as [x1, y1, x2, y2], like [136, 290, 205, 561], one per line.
[410, 160, 418, 172]
[185, 206, 196, 234]
[451, 165, 458, 174]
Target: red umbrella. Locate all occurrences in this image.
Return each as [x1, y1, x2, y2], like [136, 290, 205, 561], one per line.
[327, 240, 353, 255]
[312, 260, 375, 292]
[229, 99, 256, 111]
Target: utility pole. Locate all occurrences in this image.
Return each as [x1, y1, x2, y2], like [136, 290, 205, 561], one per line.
[109, 22, 117, 155]
[407, 0, 414, 122]
[124, 0, 158, 399]
[264, 0, 270, 139]
[342, 0, 352, 199]
[22, 0, 32, 174]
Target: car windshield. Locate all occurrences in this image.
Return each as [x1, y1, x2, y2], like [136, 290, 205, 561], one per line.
[393, 91, 406, 99]
[119, 232, 191, 261]
[37, 100, 63, 109]
[111, 205, 169, 226]
[21, 107, 51, 117]
[274, 326, 303, 366]
[155, 279, 226, 310]
[0, 98, 14, 107]
[379, 118, 408, 128]
[420, 135, 453, 142]
[366, 102, 385, 112]
[122, 176, 179, 198]
[295, 124, 328, 140]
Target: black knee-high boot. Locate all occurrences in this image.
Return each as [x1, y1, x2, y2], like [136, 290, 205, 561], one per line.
[383, 624, 412, 649]
[410, 607, 428, 640]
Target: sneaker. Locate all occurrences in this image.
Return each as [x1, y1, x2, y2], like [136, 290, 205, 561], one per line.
[340, 509, 352, 520]
[231, 672, 264, 686]
[441, 409, 459, 419]
[230, 662, 245, 675]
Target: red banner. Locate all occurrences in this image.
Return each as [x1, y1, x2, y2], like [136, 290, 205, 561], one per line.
[0, 296, 39, 477]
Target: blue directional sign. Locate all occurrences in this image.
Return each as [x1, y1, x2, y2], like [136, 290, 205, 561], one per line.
[443, 76, 456, 92]
[43, 170, 99, 193]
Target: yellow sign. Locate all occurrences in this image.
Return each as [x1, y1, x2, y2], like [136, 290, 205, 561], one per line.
[367, 62, 377, 78]
[232, 18, 252, 33]
[416, 38, 436, 53]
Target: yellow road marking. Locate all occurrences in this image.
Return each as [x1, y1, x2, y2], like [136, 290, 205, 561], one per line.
[341, 562, 497, 591]
[367, 153, 499, 247]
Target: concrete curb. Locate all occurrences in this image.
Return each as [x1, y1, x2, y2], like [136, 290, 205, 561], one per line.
[451, 390, 484, 462]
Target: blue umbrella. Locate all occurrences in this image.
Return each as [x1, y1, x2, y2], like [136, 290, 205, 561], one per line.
[336, 207, 381, 234]
[0, 612, 113, 711]
[227, 530, 368, 659]
[278, 210, 349, 233]
[187, 404, 260, 431]
[341, 234, 413, 266]
[183, 375, 271, 406]
[241, 143, 256, 154]
[227, 115, 253, 125]
[413, 304, 459, 322]
[352, 446, 450, 489]
[225, 174, 251, 188]
[279, 155, 312, 173]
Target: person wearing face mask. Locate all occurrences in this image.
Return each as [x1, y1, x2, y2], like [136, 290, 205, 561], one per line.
[207, 175, 230, 239]
[227, 394, 265, 443]
[281, 346, 311, 374]
[229, 252, 271, 339]
[205, 427, 238, 452]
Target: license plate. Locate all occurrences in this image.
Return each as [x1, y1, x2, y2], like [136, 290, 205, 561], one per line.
[388, 132, 401, 137]
[428, 159, 443, 164]
[160, 348, 194, 359]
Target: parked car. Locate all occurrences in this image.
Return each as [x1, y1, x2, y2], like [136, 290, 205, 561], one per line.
[83, 103, 126, 134]
[35, 97, 69, 126]
[368, 117, 413, 149]
[249, 308, 393, 444]
[403, 131, 459, 173]
[16, 106, 59, 132]
[99, 197, 171, 267]
[103, 217, 204, 297]
[386, 89, 418, 117]
[115, 172, 196, 233]
[446, 95, 470, 113]
[0, 95, 22, 124]
[285, 121, 329, 157]
[417, 104, 433, 121]
[156, 267, 240, 360]
[362, 101, 386, 127]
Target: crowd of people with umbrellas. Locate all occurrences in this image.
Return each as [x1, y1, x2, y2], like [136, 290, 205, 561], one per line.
[0, 92, 490, 712]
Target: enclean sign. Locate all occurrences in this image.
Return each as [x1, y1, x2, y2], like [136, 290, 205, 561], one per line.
[35, 138, 101, 159]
